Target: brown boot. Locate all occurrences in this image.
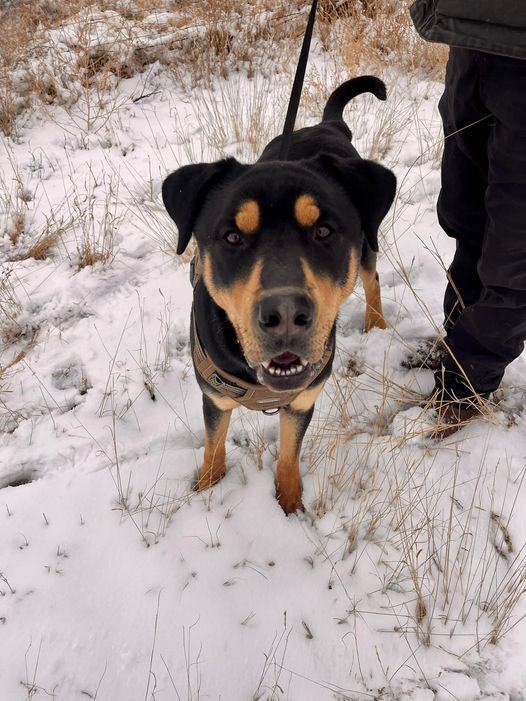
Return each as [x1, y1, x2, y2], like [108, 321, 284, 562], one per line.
[429, 393, 486, 439]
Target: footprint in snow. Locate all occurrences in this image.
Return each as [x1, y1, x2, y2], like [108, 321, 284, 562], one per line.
[51, 358, 91, 394]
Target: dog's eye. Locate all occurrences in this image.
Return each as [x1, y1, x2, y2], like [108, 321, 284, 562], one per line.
[314, 225, 332, 241]
[223, 231, 243, 246]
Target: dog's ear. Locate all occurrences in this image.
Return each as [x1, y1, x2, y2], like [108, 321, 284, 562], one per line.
[314, 154, 396, 252]
[162, 158, 244, 255]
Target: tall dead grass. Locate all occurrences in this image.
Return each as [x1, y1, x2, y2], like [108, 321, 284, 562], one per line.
[0, 0, 172, 136]
[0, 0, 447, 137]
[320, 0, 448, 81]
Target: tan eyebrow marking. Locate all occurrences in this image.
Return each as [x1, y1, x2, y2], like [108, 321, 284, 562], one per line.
[235, 200, 260, 234]
[294, 194, 320, 228]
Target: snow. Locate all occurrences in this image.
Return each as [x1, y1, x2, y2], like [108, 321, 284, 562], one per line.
[1, 47, 526, 701]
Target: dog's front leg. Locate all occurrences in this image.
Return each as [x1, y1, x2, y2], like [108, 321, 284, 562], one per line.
[359, 254, 387, 332]
[275, 405, 314, 514]
[195, 393, 232, 491]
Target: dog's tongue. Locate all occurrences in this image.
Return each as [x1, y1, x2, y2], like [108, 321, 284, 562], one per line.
[272, 352, 300, 366]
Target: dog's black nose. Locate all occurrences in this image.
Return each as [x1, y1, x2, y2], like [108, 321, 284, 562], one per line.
[257, 293, 313, 339]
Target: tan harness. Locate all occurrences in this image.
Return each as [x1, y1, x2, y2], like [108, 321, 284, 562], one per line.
[189, 254, 333, 412]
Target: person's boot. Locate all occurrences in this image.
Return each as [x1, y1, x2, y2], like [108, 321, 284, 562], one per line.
[428, 389, 488, 439]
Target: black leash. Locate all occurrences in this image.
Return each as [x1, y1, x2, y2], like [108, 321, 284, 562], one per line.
[278, 0, 319, 160]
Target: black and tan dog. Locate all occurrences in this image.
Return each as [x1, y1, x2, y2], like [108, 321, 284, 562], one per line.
[162, 76, 396, 514]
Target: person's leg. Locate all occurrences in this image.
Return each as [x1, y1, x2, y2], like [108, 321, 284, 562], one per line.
[404, 50, 490, 378]
[442, 241, 482, 333]
[439, 53, 526, 402]
[437, 48, 492, 332]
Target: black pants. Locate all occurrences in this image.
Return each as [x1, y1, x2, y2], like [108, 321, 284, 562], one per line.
[437, 48, 526, 399]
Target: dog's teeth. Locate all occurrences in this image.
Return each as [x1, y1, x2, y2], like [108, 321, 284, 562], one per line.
[266, 362, 311, 377]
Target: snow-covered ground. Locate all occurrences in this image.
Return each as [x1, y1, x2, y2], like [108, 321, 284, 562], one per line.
[1, 43, 526, 701]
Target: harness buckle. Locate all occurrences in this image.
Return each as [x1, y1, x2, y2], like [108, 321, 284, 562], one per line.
[208, 372, 246, 398]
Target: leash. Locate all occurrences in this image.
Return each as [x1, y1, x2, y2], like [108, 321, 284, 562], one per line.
[278, 0, 319, 160]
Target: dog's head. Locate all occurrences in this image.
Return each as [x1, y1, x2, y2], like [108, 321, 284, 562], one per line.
[162, 155, 395, 392]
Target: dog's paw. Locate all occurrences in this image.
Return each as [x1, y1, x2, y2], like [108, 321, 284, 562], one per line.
[363, 313, 387, 333]
[194, 467, 226, 492]
[276, 490, 305, 515]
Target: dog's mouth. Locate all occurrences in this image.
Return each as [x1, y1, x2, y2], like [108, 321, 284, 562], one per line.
[255, 351, 318, 391]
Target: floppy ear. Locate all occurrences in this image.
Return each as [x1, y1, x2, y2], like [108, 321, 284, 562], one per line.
[315, 155, 396, 252]
[162, 158, 243, 255]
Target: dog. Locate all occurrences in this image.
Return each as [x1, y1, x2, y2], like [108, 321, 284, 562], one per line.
[162, 76, 396, 514]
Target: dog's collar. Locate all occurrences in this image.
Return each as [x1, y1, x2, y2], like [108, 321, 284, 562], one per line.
[189, 253, 333, 412]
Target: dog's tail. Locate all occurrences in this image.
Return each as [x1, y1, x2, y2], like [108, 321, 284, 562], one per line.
[322, 76, 386, 122]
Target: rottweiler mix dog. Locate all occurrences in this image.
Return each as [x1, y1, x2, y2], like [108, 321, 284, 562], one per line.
[162, 76, 396, 514]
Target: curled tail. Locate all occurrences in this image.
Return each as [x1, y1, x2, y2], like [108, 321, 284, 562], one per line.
[322, 76, 387, 122]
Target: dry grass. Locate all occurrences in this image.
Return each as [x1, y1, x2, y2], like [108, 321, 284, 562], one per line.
[0, 0, 171, 135]
[0, 0, 448, 137]
[72, 173, 121, 270]
[320, 0, 448, 81]
[22, 223, 67, 261]
[0, 267, 23, 347]
[303, 360, 526, 653]
[4, 219, 69, 263]
[189, 73, 289, 161]
[0, 268, 38, 430]
[7, 212, 25, 246]
[163, 0, 305, 89]
[0, 155, 71, 262]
